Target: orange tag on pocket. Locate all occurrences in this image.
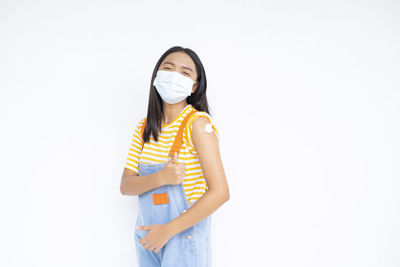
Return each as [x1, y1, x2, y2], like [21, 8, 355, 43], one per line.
[152, 192, 169, 205]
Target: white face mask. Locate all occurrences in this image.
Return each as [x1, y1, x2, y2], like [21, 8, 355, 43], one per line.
[153, 70, 197, 104]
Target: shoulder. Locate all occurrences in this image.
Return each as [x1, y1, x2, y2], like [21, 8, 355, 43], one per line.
[137, 117, 146, 129]
[183, 111, 220, 153]
[191, 114, 211, 129]
[139, 117, 146, 125]
[188, 111, 219, 140]
[133, 117, 147, 136]
[188, 111, 213, 127]
[188, 111, 220, 160]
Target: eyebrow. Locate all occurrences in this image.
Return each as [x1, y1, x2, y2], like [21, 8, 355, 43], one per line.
[163, 61, 193, 73]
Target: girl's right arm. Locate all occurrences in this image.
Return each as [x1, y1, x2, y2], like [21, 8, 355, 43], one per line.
[120, 152, 186, 196]
[120, 167, 165, 196]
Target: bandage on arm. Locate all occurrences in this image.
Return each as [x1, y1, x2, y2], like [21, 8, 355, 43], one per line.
[202, 123, 219, 142]
[204, 123, 213, 133]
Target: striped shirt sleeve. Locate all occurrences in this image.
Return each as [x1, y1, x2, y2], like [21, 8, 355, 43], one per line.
[184, 111, 219, 154]
[124, 118, 146, 175]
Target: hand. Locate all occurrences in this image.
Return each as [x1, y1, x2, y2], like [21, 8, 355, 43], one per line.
[160, 152, 185, 185]
[136, 224, 174, 253]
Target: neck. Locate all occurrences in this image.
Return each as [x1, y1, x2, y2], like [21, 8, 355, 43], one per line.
[162, 101, 189, 125]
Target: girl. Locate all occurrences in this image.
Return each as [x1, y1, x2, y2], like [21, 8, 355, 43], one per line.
[120, 46, 230, 267]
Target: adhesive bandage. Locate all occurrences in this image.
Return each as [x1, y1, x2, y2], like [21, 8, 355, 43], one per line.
[202, 122, 219, 141]
[204, 123, 213, 133]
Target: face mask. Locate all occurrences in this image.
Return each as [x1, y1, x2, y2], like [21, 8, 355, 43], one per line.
[153, 70, 198, 104]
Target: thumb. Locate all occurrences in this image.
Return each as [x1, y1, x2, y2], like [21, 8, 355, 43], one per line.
[136, 225, 152, 231]
[168, 152, 178, 164]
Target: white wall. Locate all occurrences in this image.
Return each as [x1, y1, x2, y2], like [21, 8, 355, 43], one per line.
[1, 0, 399, 266]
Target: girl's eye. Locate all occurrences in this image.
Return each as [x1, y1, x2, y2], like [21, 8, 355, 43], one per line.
[183, 72, 189, 75]
[164, 67, 171, 70]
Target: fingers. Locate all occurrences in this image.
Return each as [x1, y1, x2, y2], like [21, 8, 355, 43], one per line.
[136, 225, 151, 231]
[149, 244, 159, 253]
[139, 237, 150, 247]
[139, 239, 160, 253]
[137, 225, 162, 253]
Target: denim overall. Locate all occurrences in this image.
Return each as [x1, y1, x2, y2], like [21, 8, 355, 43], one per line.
[134, 109, 212, 267]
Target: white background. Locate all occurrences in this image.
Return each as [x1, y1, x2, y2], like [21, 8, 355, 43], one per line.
[1, 0, 399, 266]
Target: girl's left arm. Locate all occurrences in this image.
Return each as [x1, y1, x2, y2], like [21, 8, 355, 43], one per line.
[165, 116, 230, 236]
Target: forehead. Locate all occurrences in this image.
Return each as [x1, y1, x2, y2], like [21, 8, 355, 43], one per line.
[161, 52, 196, 70]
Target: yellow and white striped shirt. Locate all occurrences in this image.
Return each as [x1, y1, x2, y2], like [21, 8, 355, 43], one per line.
[124, 104, 219, 205]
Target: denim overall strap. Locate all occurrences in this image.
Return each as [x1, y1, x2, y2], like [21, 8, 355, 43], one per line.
[138, 109, 198, 156]
[134, 109, 212, 267]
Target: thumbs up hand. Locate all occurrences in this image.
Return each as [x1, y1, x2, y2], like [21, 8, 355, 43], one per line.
[160, 152, 185, 185]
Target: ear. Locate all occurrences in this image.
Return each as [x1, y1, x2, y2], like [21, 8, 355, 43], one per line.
[192, 82, 199, 94]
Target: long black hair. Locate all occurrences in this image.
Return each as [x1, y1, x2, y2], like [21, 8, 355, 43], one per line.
[142, 46, 211, 143]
